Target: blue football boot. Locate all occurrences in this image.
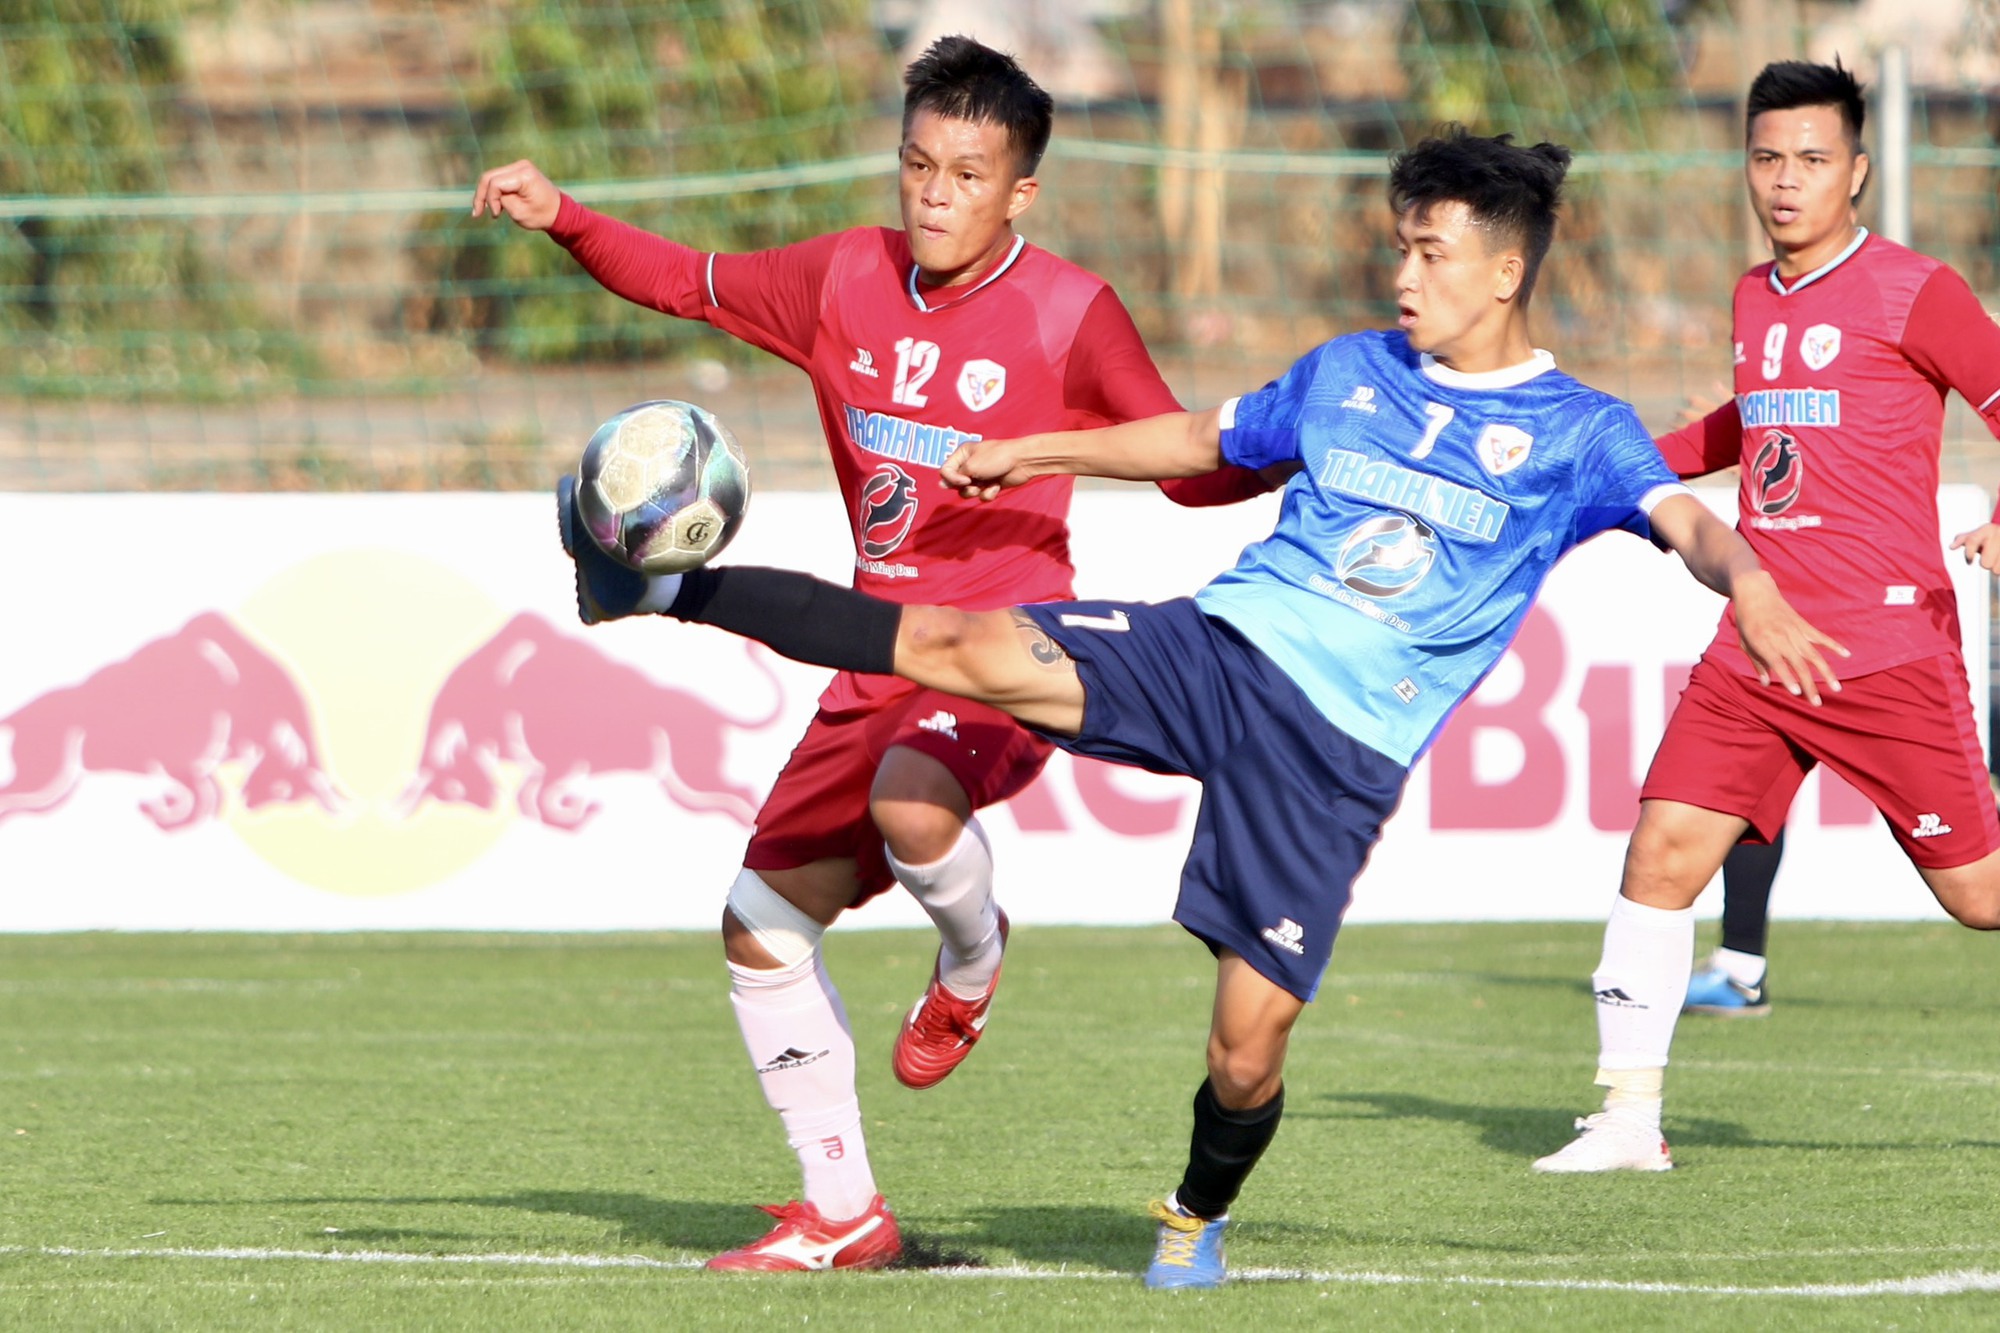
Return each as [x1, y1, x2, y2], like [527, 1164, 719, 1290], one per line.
[1683, 954, 1770, 1017]
[556, 474, 648, 625]
[1144, 1198, 1227, 1289]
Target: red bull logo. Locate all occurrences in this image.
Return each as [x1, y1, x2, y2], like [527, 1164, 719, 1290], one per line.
[0, 611, 340, 829]
[396, 611, 782, 829]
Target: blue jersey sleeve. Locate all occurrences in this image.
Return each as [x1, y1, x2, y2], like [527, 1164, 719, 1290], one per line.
[1217, 342, 1333, 470]
[1569, 403, 1682, 546]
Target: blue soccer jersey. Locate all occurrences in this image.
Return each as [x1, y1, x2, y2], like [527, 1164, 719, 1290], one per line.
[1195, 330, 1687, 766]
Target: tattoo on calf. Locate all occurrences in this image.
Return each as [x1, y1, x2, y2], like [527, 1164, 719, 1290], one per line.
[1011, 609, 1071, 669]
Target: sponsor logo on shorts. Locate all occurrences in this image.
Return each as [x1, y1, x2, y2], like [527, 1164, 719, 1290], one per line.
[917, 709, 960, 742]
[1392, 677, 1419, 703]
[1911, 813, 1953, 839]
[1261, 917, 1306, 956]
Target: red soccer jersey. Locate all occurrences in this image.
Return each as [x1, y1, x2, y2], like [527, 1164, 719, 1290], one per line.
[550, 201, 1264, 710]
[1657, 232, 2000, 678]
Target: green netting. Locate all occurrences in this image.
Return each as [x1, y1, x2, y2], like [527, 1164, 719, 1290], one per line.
[1, 0, 1996, 490]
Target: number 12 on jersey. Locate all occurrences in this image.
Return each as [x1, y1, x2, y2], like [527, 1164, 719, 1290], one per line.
[892, 337, 940, 407]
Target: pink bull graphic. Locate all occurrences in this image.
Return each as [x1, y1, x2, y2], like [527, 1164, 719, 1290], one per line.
[398, 611, 782, 829]
[0, 611, 341, 830]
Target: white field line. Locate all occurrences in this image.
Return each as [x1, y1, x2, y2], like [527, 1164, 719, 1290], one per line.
[4, 1245, 2000, 1298]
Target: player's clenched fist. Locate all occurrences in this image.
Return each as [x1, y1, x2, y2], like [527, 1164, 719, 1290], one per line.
[471, 160, 562, 231]
[941, 438, 1035, 501]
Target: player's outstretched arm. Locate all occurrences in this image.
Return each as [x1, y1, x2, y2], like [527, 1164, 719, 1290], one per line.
[1950, 522, 2000, 574]
[1653, 390, 1743, 481]
[941, 407, 1226, 500]
[471, 159, 563, 231]
[1649, 492, 1848, 704]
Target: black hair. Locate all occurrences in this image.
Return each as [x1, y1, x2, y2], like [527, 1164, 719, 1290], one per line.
[1746, 58, 1866, 150]
[1386, 126, 1572, 302]
[901, 34, 1054, 178]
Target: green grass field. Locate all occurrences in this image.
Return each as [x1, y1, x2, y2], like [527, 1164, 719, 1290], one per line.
[4, 920, 1998, 1330]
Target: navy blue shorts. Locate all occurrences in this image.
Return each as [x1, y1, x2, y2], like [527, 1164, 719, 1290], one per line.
[1020, 598, 1409, 1001]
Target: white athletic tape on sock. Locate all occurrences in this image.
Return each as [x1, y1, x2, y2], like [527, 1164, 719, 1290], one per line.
[724, 868, 825, 968]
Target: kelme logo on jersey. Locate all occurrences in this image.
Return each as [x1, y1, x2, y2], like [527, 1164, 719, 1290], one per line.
[858, 462, 921, 558]
[957, 359, 1007, 412]
[1335, 514, 1437, 598]
[1749, 428, 1803, 516]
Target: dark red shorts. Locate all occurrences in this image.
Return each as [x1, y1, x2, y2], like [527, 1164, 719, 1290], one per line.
[743, 683, 1054, 904]
[1642, 652, 1999, 869]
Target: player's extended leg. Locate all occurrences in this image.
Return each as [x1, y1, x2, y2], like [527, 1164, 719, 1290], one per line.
[708, 859, 901, 1272]
[1686, 828, 1784, 1017]
[1917, 848, 2000, 930]
[872, 747, 1010, 1089]
[1535, 799, 1747, 1174]
[1147, 950, 1302, 1290]
[560, 487, 1086, 730]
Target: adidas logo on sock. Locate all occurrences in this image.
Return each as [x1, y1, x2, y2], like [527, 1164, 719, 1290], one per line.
[758, 1046, 829, 1073]
[1593, 986, 1646, 1009]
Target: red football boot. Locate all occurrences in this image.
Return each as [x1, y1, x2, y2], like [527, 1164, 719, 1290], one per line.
[704, 1195, 901, 1272]
[892, 910, 1009, 1090]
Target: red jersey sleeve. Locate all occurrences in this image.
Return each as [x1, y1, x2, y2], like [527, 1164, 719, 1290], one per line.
[1900, 266, 2000, 523]
[704, 233, 846, 367]
[546, 194, 840, 368]
[1901, 265, 2000, 439]
[547, 194, 708, 319]
[1060, 288, 1277, 507]
[1654, 398, 1745, 479]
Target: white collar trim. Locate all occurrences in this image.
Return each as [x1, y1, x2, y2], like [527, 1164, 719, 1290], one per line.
[1769, 227, 1869, 295]
[1419, 348, 1557, 389]
[907, 234, 1026, 312]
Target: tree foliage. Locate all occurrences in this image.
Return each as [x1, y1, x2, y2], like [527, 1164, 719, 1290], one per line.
[1399, 0, 1703, 145]
[418, 0, 889, 364]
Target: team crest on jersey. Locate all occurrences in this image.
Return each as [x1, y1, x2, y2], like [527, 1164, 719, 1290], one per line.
[957, 359, 1007, 412]
[859, 462, 921, 558]
[1800, 323, 1841, 371]
[1475, 423, 1534, 476]
[1749, 428, 1803, 515]
[1335, 514, 1437, 598]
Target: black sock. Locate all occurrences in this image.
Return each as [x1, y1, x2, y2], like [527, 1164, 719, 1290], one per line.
[666, 566, 901, 676]
[1719, 825, 1784, 957]
[1174, 1078, 1284, 1220]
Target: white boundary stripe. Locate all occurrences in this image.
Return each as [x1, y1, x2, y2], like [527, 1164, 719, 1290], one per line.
[4, 1245, 1999, 1297]
[0, 1245, 699, 1271]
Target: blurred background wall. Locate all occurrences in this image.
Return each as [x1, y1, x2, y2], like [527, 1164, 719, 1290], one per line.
[1, 0, 1995, 492]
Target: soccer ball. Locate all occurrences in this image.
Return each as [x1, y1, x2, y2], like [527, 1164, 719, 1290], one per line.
[575, 399, 751, 574]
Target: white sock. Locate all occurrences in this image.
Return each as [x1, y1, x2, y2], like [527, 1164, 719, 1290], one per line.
[727, 951, 878, 1222]
[635, 572, 685, 614]
[1590, 894, 1694, 1112]
[1713, 945, 1767, 987]
[887, 819, 1001, 1000]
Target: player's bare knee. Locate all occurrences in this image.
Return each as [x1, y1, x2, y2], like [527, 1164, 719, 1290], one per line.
[873, 799, 964, 865]
[1621, 829, 1713, 908]
[1940, 889, 2000, 931]
[1205, 1040, 1283, 1107]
